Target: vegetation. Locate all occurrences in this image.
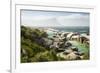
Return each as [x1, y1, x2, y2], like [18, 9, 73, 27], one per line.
[21, 25, 60, 63]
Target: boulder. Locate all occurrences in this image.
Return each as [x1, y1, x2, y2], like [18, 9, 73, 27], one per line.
[65, 52, 79, 60]
[64, 42, 72, 48]
[64, 48, 73, 53]
[71, 47, 78, 52]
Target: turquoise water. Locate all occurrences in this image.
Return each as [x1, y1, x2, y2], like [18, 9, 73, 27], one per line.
[46, 30, 56, 38]
[46, 26, 89, 38]
[70, 41, 89, 53]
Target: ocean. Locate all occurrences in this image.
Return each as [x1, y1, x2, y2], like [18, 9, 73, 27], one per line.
[50, 26, 89, 34]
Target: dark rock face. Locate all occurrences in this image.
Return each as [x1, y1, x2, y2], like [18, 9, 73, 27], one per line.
[64, 42, 72, 48]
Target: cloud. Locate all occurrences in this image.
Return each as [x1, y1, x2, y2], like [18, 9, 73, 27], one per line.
[21, 10, 89, 27]
[57, 14, 89, 26]
[57, 14, 89, 19]
[22, 15, 61, 27]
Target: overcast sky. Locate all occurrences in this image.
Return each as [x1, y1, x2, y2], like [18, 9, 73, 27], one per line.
[21, 10, 90, 27]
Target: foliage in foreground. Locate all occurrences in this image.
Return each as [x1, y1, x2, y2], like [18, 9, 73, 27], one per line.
[21, 26, 60, 63]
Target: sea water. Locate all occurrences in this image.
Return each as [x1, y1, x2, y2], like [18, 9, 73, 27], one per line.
[46, 26, 89, 38]
[51, 26, 89, 34]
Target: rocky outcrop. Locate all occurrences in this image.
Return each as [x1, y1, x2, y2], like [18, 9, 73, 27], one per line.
[57, 47, 84, 60]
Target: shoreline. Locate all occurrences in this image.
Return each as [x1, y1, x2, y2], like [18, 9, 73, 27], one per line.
[21, 25, 90, 62]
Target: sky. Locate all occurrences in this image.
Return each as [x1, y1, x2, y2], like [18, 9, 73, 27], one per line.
[21, 10, 90, 27]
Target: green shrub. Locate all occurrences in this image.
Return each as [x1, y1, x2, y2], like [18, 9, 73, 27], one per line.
[21, 25, 58, 63]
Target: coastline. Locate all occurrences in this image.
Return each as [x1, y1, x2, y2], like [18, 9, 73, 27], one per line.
[21, 25, 90, 62]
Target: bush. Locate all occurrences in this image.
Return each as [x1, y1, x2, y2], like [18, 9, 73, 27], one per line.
[29, 50, 58, 62]
[21, 25, 58, 63]
[21, 45, 33, 57]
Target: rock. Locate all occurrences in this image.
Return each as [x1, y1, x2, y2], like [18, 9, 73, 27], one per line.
[21, 49, 28, 55]
[73, 51, 80, 55]
[56, 49, 65, 52]
[71, 47, 78, 52]
[79, 52, 84, 56]
[50, 45, 55, 49]
[79, 55, 84, 59]
[64, 48, 73, 53]
[65, 52, 79, 60]
[43, 38, 53, 47]
[63, 52, 69, 55]
[64, 42, 72, 48]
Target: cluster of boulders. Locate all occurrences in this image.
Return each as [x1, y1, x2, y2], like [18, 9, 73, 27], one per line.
[57, 47, 84, 60]
[43, 31, 85, 60]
